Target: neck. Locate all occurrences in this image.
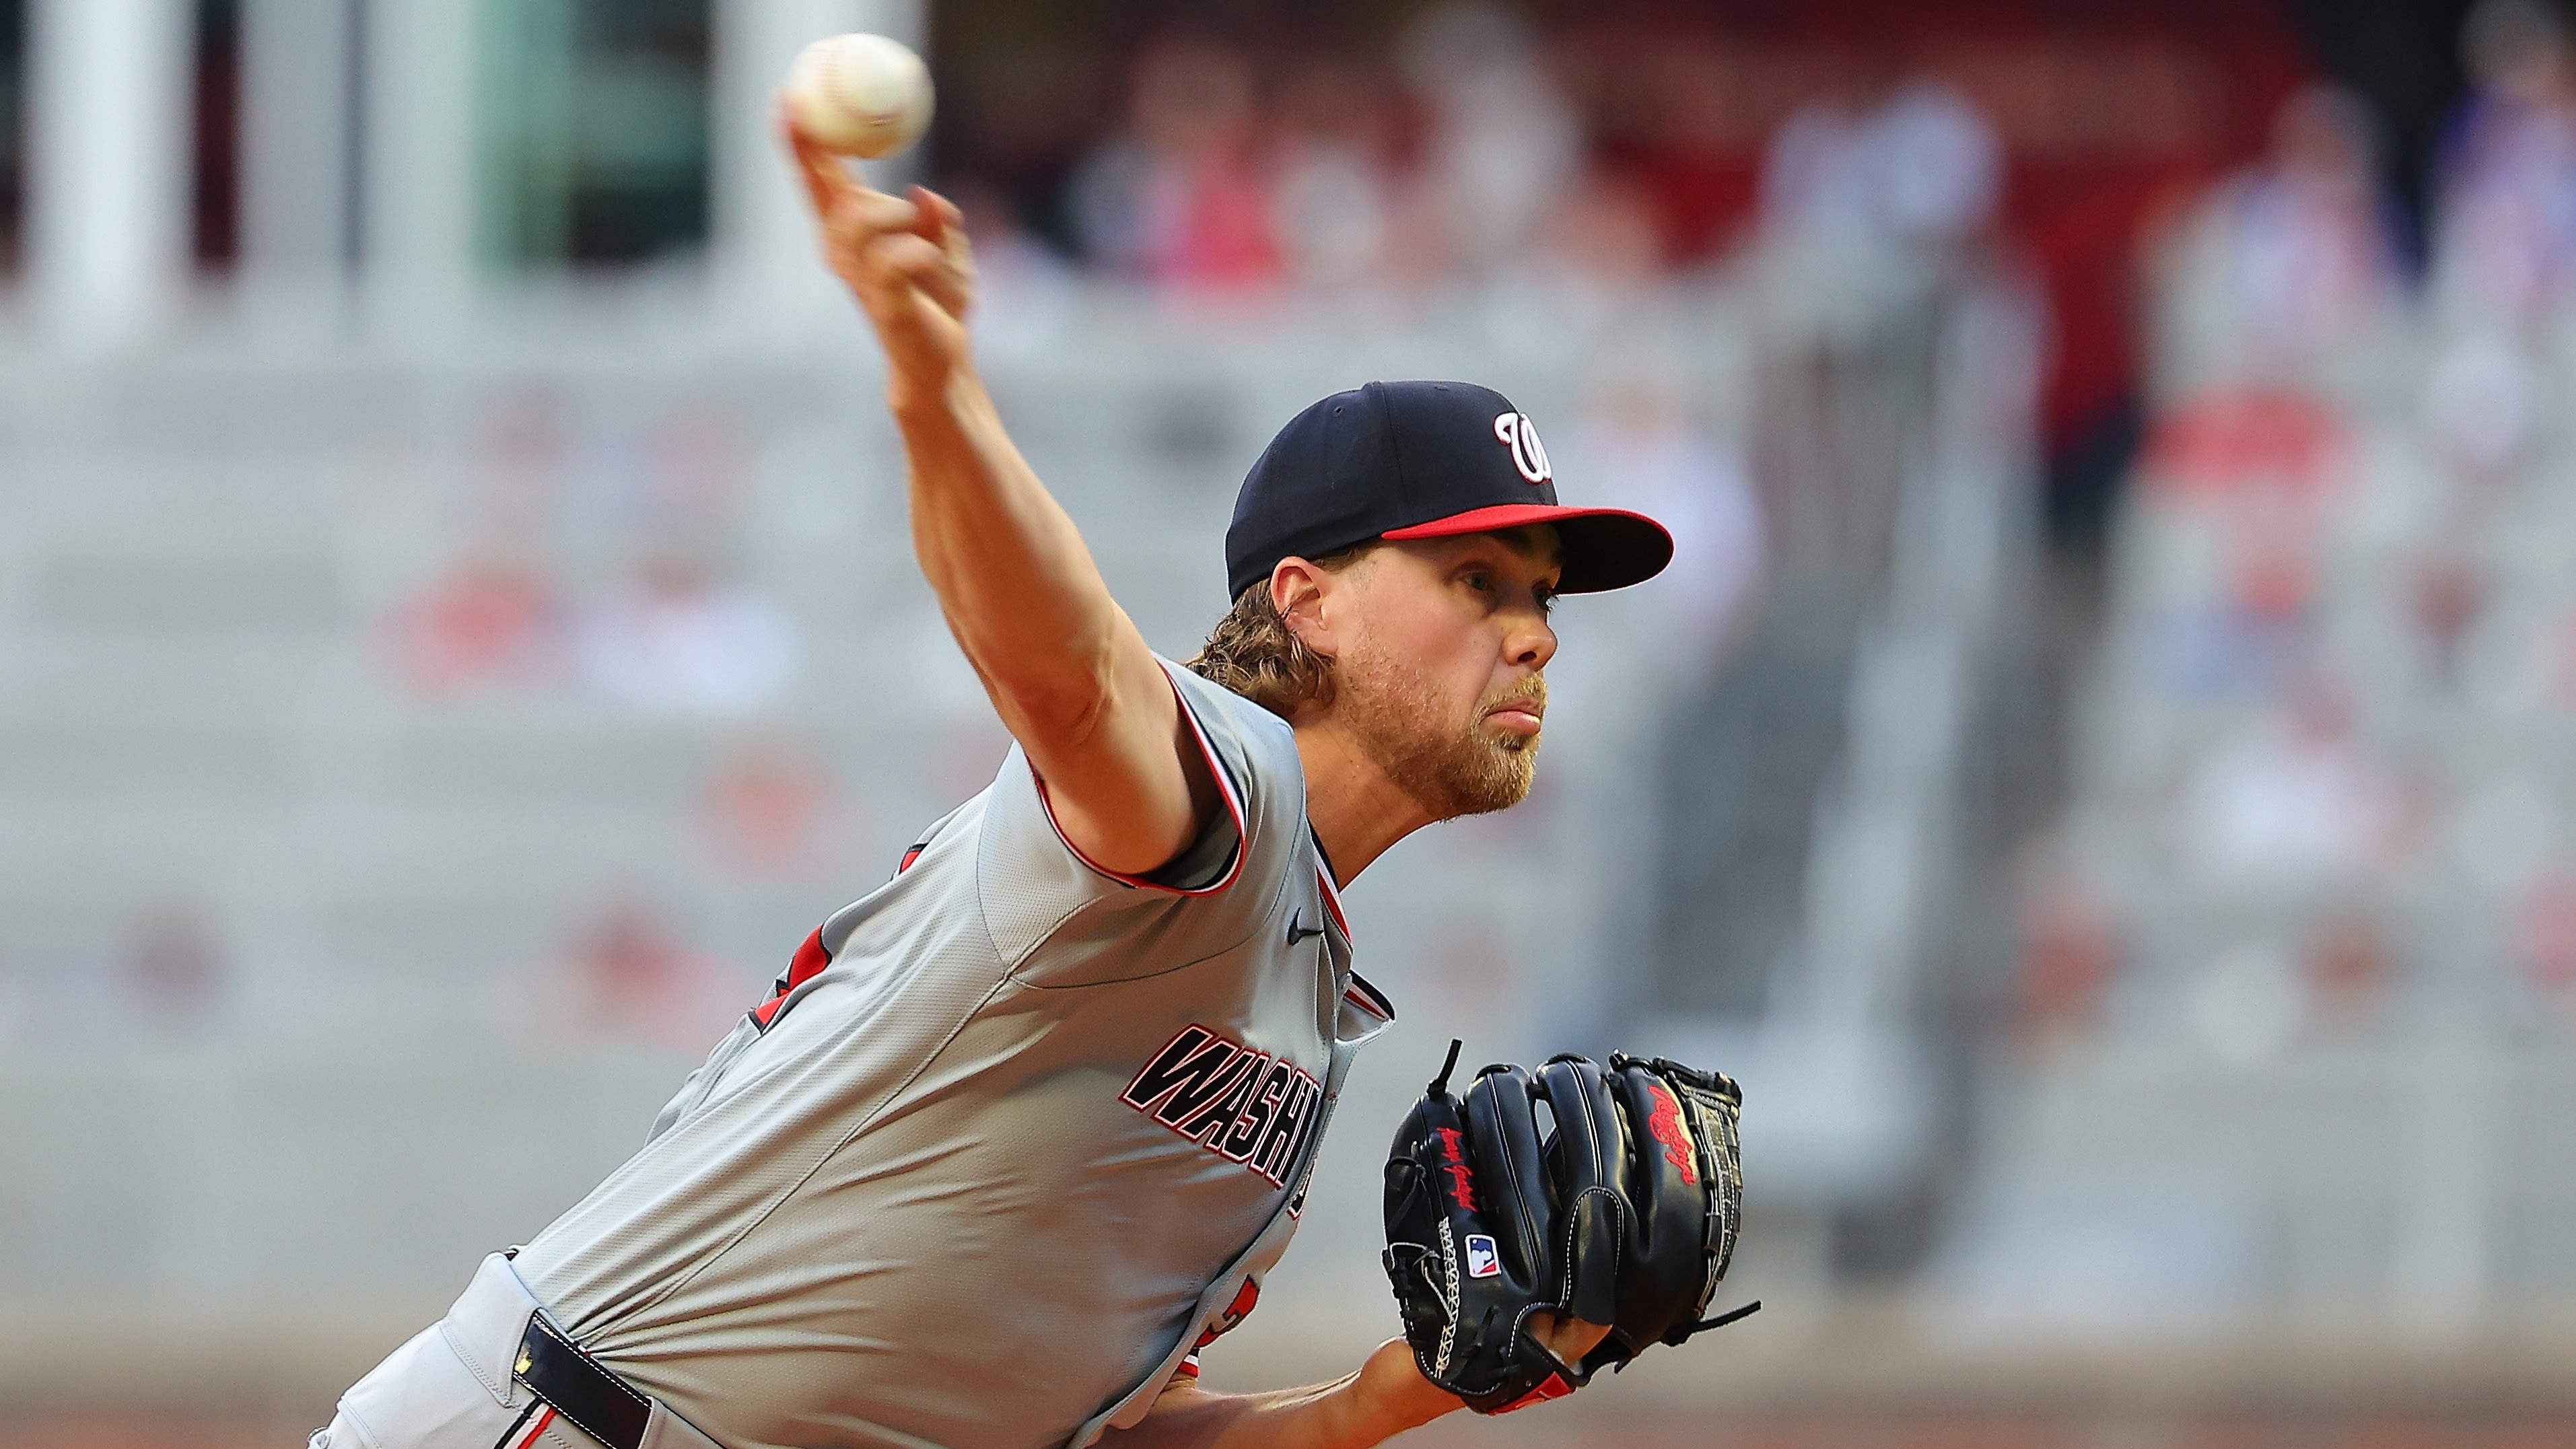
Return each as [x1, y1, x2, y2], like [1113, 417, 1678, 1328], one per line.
[1292, 715, 1437, 885]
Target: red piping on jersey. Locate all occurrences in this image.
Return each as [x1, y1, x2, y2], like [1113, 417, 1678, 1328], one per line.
[1315, 867, 1350, 938]
[512, 1407, 557, 1449]
[1194, 1277, 1261, 1348]
[751, 926, 833, 1028]
[1032, 672, 1248, 896]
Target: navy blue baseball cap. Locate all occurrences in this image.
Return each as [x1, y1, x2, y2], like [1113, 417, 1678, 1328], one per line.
[1224, 381, 1673, 602]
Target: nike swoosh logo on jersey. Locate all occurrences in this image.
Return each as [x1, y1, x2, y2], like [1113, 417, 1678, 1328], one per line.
[1286, 909, 1326, 944]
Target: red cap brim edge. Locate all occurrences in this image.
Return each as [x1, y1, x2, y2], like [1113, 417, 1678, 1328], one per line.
[1378, 503, 1675, 594]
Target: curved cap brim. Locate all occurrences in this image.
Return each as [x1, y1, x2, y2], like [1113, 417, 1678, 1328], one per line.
[1378, 503, 1674, 594]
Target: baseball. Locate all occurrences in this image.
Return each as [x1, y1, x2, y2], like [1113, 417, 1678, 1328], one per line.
[785, 33, 933, 160]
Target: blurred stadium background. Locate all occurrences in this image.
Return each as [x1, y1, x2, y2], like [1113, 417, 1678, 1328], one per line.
[9, 0, 2576, 1444]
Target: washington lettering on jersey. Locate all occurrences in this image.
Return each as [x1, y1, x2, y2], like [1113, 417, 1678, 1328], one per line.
[1121, 1024, 1323, 1186]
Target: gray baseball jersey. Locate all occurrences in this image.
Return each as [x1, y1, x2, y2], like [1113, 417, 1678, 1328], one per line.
[508, 659, 1394, 1449]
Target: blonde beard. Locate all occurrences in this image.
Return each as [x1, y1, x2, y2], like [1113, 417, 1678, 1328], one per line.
[1337, 637, 1542, 820]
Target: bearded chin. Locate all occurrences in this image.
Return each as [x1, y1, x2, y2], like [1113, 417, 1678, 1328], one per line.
[1445, 728, 1539, 817]
[1342, 647, 1541, 820]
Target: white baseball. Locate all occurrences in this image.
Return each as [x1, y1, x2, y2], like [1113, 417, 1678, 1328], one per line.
[785, 34, 933, 160]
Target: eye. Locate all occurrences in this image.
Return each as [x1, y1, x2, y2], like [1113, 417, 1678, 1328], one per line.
[1462, 570, 1496, 594]
[1535, 584, 1560, 615]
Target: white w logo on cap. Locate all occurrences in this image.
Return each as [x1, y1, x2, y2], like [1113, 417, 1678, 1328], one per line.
[1492, 412, 1552, 485]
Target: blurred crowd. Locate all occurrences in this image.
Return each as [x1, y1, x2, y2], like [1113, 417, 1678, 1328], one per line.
[974, 5, 2003, 314]
[2020, 0, 2576, 1063]
[386, 392, 801, 716]
[0, 900, 235, 1046]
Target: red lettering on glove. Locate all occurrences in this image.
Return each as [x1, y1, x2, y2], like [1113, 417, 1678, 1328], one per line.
[1645, 1084, 1698, 1185]
[1435, 1127, 1478, 1211]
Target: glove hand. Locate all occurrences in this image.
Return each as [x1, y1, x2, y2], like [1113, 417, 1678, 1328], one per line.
[1381, 1042, 1746, 1415]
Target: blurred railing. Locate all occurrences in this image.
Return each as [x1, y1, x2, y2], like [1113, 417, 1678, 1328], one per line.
[1632, 267, 2048, 1266]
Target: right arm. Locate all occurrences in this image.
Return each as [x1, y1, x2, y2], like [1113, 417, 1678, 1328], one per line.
[786, 119, 1217, 877]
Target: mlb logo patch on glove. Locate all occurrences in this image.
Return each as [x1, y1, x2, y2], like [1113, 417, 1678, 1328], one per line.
[1463, 1234, 1501, 1279]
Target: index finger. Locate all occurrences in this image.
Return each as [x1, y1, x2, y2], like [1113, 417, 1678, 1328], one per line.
[777, 101, 871, 217]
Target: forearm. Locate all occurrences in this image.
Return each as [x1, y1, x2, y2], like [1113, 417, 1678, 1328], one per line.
[1107, 1378, 1425, 1449]
[1105, 1341, 1460, 1449]
[1101, 1376, 1360, 1449]
[786, 129, 1196, 862]
[895, 366, 1141, 730]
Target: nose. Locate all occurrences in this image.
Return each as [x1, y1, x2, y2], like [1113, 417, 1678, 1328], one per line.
[1506, 606, 1557, 671]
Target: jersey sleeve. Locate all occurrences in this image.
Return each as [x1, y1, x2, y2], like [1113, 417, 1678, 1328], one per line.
[976, 657, 1304, 974]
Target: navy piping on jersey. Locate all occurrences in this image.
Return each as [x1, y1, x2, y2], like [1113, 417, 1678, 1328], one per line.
[1342, 970, 1393, 1020]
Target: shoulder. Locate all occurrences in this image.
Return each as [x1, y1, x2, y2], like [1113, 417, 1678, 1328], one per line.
[1163, 656, 1302, 812]
[1139, 656, 1307, 900]
[967, 660, 1310, 966]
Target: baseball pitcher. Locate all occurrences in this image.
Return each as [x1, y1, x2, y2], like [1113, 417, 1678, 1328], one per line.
[310, 112, 1744, 1449]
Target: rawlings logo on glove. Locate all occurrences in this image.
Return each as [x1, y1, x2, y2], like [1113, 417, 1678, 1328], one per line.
[1381, 1040, 1755, 1415]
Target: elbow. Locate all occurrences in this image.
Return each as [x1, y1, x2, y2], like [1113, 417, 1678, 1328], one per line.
[1009, 675, 1112, 748]
[989, 636, 1124, 749]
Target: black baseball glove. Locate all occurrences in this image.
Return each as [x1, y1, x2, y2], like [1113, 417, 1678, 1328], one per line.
[1380, 1040, 1753, 1414]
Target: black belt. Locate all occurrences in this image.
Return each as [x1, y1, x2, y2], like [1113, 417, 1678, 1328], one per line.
[506, 1312, 653, 1449]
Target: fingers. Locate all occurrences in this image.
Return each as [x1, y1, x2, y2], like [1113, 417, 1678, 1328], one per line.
[1525, 1310, 1613, 1365]
[911, 185, 965, 250]
[841, 188, 924, 237]
[786, 122, 952, 273]
[913, 254, 973, 321]
[822, 192, 969, 320]
[909, 188, 974, 314]
[781, 106, 959, 258]
[862, 233, 947, 289]
[781, 110, 973, 359]
[779, 103, 863, 217]
[816, 189, 926, 277]
[836, 230, 969, 326]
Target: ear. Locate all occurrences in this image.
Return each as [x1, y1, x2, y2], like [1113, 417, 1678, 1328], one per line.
[1269, 557, 1343, 660]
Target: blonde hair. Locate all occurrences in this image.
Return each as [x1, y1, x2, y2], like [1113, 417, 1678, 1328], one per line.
[1185, 544, 1375, 719]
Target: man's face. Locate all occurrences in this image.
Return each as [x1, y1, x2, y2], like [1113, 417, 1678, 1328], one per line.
[1326, 528, 1562, 820]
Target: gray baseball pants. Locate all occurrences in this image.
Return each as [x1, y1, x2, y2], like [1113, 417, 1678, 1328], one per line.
[310, 1252, 723, 1449]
